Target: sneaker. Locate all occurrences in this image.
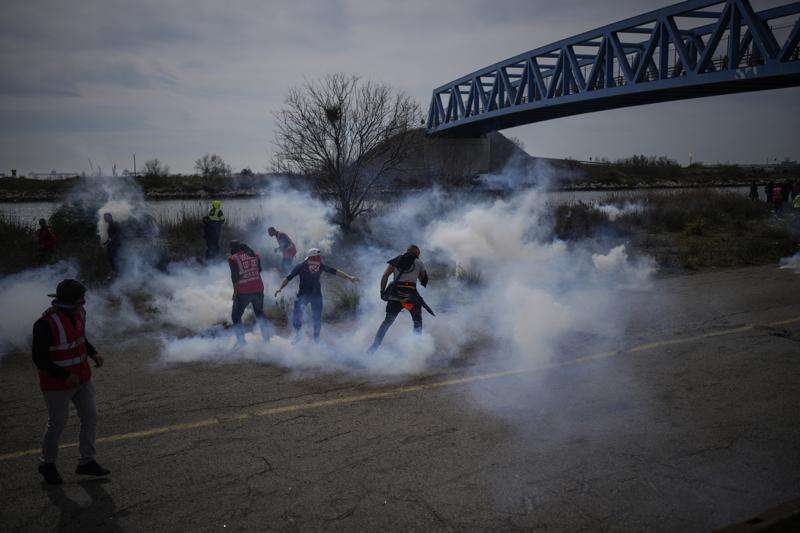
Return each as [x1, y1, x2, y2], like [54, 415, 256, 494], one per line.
[75, 460, 110, 477]
[231, 338, 246, 351]
[38, 462, 63, 485]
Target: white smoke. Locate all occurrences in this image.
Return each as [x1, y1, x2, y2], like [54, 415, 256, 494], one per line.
[1, 168, 654, 380]
[0, 263, 79, 357]
[595, 202, 643, 221]
[779, 252, 800, 271]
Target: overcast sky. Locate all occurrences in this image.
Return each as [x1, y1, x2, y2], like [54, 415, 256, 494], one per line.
[2, 0, 798, 175]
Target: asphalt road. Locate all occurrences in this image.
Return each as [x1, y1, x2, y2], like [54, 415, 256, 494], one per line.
[1, 264, 799, 532]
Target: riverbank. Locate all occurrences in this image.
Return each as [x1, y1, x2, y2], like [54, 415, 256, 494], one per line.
[0, 176, 788, 203]
[3, 188, 798, 279]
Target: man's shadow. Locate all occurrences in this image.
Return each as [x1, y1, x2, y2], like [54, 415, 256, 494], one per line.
[43, 478, 126, 532]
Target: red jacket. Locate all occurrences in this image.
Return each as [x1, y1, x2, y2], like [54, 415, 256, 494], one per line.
[229, 251, 265, 294]
[38, 308, 91, 391]
[37, 227, 57, 251]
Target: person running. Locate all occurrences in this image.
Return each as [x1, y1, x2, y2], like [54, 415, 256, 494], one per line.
[36, 218, 57, 263]
[204, 200, 226, 260]
[33, 279, 110, 485]
[368, 245, 431, 353]
[228, 240, 270, 349]
[268, 227, 297, 274]
[274, 248, 358, 343]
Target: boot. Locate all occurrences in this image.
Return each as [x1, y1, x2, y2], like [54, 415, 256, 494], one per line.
[75, 460, 110, 477]
[38, 462, 63, 485]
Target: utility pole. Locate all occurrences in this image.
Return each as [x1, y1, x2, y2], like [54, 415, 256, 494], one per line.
[133, 153, 137, 176]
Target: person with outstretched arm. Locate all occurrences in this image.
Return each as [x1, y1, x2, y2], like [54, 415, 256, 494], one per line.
[274, 248, 358, 342]
[33, 279, 110, 485]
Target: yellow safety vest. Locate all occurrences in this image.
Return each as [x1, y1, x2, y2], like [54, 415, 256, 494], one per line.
[794, 195, 800, 209]
[208, 201, 225, 222]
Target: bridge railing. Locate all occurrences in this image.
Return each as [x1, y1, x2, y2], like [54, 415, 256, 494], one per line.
[427, 0, 800, 135]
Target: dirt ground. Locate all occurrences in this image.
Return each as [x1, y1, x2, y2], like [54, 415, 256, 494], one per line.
[1, 264, 799, 532]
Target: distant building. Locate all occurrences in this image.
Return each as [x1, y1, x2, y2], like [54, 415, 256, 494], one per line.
[30, 170, 78, 180]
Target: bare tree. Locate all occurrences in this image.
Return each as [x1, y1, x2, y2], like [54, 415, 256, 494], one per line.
[195, 153, 231, 178]
[143, 158, 170, 178]
[272, 73, 421, 229]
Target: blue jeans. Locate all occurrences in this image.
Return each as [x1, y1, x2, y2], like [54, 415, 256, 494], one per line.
[231, 292, 270, 341]
[281, 256, 294, 276]
[292, 294, 323, 341]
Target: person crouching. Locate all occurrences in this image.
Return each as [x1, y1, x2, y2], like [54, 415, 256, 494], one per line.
[274, 248, 358, 343]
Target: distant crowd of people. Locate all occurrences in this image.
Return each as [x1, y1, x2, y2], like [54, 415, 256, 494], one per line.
[749, 180, 800, 214]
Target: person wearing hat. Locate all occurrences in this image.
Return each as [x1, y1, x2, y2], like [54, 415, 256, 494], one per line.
[32, 279, 110, 485]
[228, 240, 271, 348]
[274, 248, 358, 342]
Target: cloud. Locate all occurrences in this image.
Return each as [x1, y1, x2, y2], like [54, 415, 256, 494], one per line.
[0, 0, 797, 173]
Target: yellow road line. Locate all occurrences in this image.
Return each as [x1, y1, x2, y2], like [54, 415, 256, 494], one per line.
[2, 315, 798, 463]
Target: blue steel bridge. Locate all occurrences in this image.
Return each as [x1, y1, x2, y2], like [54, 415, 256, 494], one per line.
[426, 0, 800, 136]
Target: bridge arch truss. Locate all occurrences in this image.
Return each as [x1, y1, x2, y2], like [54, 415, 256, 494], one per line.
[427, 0, 800, 136]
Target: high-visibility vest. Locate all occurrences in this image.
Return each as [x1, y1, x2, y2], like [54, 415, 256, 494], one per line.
[229, 251, 264, 294]
[208, 202, 225, 222]
[794, 195, 800, 209]
[38, 308, 90, 391]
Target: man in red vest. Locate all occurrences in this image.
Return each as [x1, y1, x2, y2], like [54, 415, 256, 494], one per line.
[228, 240, 270, 348]
[32, 279, 109, 485]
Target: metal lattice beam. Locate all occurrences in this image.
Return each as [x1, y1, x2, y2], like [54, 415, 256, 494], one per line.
[427, 0, 800, 136]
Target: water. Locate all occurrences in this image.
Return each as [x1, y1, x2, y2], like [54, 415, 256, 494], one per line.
[0, 187, 751, 228]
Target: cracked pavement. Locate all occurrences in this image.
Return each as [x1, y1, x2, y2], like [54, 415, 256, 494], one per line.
[1, 264, 799, 531]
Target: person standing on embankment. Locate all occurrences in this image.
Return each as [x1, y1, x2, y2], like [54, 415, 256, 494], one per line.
[36, 218, 57, 263]
[33, 279, 110, 485]
[103, 213, 121, 277]
[203, 200, 226, 260]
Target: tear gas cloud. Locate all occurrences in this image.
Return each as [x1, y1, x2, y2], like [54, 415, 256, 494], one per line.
[779, 252, 800, 272]
[1, 167, 653, 378]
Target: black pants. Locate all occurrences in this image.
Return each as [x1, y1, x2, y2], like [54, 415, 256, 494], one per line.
[231, 292, 270, 341]
[292, 295, 323, 341]
[106, 244, 120, 273]
[370, 300, 422, 351]
[205, 238, 220, 260]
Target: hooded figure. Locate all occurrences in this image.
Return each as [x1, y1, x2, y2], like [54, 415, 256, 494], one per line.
[32, 279, 110, 485]
[368, 245, 431, 353]
[203, 200, 226, 260]
[274, 248, 358, 343]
